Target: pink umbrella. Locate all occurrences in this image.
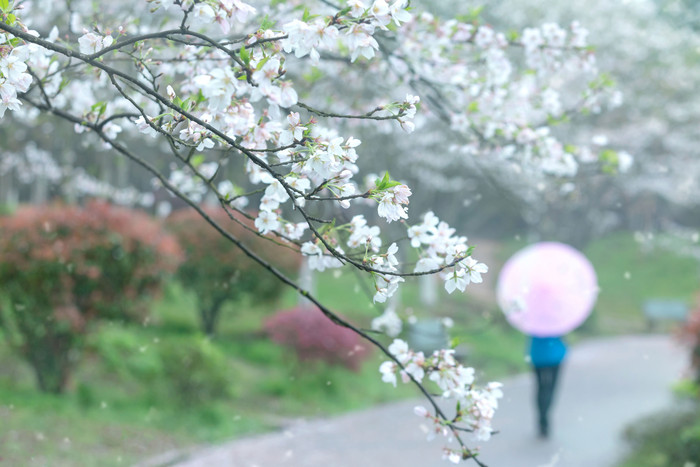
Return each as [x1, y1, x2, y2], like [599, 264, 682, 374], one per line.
[497, 242, 598, 337]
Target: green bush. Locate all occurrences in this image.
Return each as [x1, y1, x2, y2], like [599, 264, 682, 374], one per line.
[90, 326, 233, 406]
[158, 336, 233, 405]
[91, 324, 164, 385]
[621, 407, 700, 466]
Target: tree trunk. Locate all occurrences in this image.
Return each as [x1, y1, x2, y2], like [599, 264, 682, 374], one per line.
[62, 150, 77, 204]
[0, 170, 19, 208]
[25, 335, 72, 394]
[30, 174, 48, 204]
[200, 298, 226, 336]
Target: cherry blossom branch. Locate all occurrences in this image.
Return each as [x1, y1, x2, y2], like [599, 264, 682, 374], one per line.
[6, 20, 489, 292]
[18, 93, 482, 462]
[296, 101, 404, 120]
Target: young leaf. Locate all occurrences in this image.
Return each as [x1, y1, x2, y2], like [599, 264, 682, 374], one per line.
[239, 46, 251, 66]
[260, 14, 275, 30]
[302, 7, 311, 22]
[190, 154, 205, 168]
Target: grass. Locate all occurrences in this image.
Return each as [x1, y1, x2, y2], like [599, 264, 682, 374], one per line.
[2, 231, 698, 466]
[617, 405, 700, 467]
[0, 384, 195, 467]
[584, 233, 700, 333]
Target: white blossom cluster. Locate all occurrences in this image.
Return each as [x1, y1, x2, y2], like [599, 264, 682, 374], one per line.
[150, 0, 257, 34]
[380, 339, 503, 461]
[385, 12, 630, 181]
[282, 0, 410, 64]
[1, 145, 155, 207]
[0, 144, 62, 183]
[409, 212, 488, 294]
[0, 33, 33, 117]
[371, 307, 402, 337]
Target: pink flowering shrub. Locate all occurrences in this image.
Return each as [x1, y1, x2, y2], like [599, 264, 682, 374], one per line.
[264, 306, 371, 372]
[0, 201, 182, 393]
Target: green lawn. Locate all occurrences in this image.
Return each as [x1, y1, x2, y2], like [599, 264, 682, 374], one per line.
[584, 233, 700, 333]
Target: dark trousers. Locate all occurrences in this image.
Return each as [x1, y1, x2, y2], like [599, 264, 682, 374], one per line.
[534, 364, 561, 437]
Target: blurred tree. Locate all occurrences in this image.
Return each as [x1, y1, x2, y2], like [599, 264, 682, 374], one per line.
[479, 0, 700, 243]
[166, 207, 301, 336]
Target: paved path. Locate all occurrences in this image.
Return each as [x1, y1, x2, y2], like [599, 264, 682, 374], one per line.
[164, 335, 687, 467]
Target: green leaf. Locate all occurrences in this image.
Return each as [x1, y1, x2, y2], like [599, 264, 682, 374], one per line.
[599, 149, 619, 174]
[180, 97, 193, 110]
[600, 149, 618, 164]
[467, 101, 479, 113]
[318, 218, 336, 236]
[91, 101, 106, 112]
[302, 67, 323, 84]
[374, 171, 392, 190]
[260, 14, 275, 30]
[302, 7, 312, 22]
[256, 55, 271, 71]
[91, 101, 107, 118]
[239, 46, 251, 66]
[190, 154, 205, 168]
[457, 6, 483, 23]
[0, 0, 10, 13]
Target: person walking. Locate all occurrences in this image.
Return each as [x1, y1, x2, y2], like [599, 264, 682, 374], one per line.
[529, 335, 567, 438]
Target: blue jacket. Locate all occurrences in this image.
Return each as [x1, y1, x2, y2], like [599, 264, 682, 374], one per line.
[529, 336, 567, 368]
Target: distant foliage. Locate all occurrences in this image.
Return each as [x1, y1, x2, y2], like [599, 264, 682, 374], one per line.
[166, 207, 300, 335]
[92, 324, 164, 386]
[158, 336, 233, 405]
[622, 409, 700, 467]
[0, 201, 181, 393]
[265, 306, 371, 372]
[90, 324, 232, 405]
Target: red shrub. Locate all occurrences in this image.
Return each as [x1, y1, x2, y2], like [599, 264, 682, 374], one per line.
[264, 306, 371, 371]
[0, 201, 182, 393]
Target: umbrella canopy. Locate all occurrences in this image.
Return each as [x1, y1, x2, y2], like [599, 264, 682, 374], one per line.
[497, 242, 598, 337]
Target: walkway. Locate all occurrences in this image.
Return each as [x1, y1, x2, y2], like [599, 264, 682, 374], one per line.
[162, 335, 687, 467]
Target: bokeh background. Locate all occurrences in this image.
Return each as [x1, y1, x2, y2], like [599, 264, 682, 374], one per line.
[2, 0, 700, 466]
